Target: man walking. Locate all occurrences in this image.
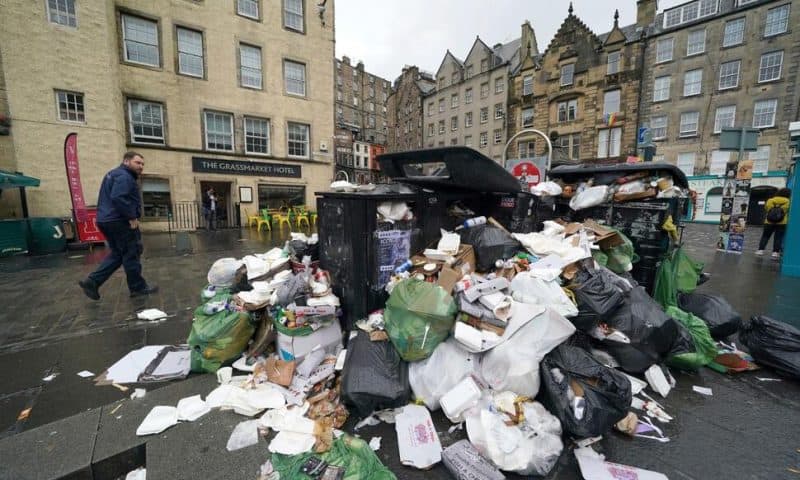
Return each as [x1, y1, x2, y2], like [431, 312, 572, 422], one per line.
[78, 151, 158, 300]
[203, 186, 217, 230]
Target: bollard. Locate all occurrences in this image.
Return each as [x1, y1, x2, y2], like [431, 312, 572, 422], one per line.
[175, 231, 192, 254]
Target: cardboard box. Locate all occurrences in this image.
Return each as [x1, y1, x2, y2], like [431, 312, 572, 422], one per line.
[276, 321, 343, 362]
[411, 244, 476, 294]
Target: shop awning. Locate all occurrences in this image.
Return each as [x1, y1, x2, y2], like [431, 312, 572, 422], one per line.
[0, 170, 40, 189]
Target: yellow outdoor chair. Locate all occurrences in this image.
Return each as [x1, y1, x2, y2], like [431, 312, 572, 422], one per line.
[293, 207, 310, 229]
[271, 210, 292, 230]
[246, 209, 260, 228]
[257, 209, 272, 232]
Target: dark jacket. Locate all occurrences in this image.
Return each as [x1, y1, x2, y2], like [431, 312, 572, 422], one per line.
[96, 165, 141, 223]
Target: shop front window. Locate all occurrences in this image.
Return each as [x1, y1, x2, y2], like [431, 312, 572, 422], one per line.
[258, 184, 306, 210]
[141, 177, 171, 220]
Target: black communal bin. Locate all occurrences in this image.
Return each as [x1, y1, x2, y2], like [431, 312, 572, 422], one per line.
[316, 147, 535, 329]
[537, 162, 690, 293]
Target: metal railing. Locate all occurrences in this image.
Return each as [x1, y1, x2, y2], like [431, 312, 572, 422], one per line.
[168, 201, 240, 231]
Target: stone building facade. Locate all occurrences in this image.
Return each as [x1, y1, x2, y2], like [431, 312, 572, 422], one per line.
[334, 56, 391, 183]
[422, 38, 521, 162]
[386, 65, 435, 153]
[0, 0, 335, 229]
[638, 0, 800, 177]
[508, 4, 649, 165]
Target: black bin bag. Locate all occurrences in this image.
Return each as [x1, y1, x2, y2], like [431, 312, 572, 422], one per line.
[341, 331, 410, 416]
[739, 315, 800, 380]
[538, 344, 632, 439]
[678, 292, 741, 340]
[458, 224, 521, 272]
[572, 268, 628, 332]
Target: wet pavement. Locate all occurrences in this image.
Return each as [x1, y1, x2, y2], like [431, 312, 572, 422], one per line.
[0, 223, 799, 479]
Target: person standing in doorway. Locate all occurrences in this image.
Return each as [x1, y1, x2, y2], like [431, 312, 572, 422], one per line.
[756, 187, 791, 259]
[203, 187, 217, 230]
[78, 152, 158, 300]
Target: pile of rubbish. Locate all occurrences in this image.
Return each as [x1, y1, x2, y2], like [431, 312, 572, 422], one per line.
[119, 206, 800, 479]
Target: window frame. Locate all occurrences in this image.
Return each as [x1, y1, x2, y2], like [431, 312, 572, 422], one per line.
[560, 64, 574, 86]
[656, 37, 674, 63]
[127, 98, 166, 145]
[283, 0, 305, 33]
[465, 112, 473, 128]
[244, 116, 271, 155]
[175, 26, 205, 78]
[465, 88, 473, 104]
[203, 110, 234, 152]
[438, 98, 445, 113]
[521, 107, 534, 128]
[722, 17, 745, 47]
[479, 131, 488, 148]
[451, 93, 459, 109]
[283, 59, 307, 97]
[713, 105, 736, 134]
[764, 4, 790, 37]
[749, 145, 771, 174]
[651, 115, 668, 140]
[679, 111, 700, 137]
[683, 69, 703, 97]
[451, 116, 458, 131]
[557, 99, 578, 122]
[758, 51, 783, 83]
[752, 99, 777, 128]
[718, 60, 741, 90]
[480, 107, 489, 124]
[494, 77, 505, 94]
[121, 13, 161, 68]
[55, 89, 85, 123]
[686, 28, 706, 56]
[494, 103, 504, 120]
[654, 75, 671, 102]
[677, 152, 696, 176]
[607, 51, 621, 75]
[480, 82, 489, 98]
[47, 0, 77, 27]
[603, 89, 621, 115]
[286, 121, 310, 159]
[438, 120, 445, 135]
[237, 0, 260, 21]
[597, 127, 622, 159]
[493, 129, 502, 144]
[522, 75, 534, 95]
[239, 42, 263, 90]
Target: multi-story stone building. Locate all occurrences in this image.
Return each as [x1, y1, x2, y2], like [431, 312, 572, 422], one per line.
[423, 38, 521, 162]
[0, 0, 335, 229]
[508, 4, 650, 165]
[386, 65, 435, 153]
[333, 56, 391, 183]
[638, 0, 799, 179]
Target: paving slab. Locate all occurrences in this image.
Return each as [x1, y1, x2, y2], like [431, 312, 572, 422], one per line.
[0, 407, 100, 480]
[91, 374, 218, 479]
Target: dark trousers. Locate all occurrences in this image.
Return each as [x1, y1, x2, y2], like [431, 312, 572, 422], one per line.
[88, 221, 147, 292]
[759, 224, 786, 253]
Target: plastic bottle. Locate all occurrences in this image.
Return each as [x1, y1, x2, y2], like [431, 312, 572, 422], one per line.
[455, 216, 487, 230]
[394, 259, 413, 274]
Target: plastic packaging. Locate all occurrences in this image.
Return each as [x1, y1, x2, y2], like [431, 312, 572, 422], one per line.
[665, 306, 718, 371]
[408, 338, 477, 410]
[480, 308, 575, 397]
[456, 216, 487, 230]
[226, 419, 260, 451]
[188, 297, 255, 373]
[384, 279, 457, 361]
[739, 315, 800, 380]
[341, 331, 410, 416]
[207, 258, 243, 287]
[440, 376, 481, 423]
[569, 185, 609, 211]
[677, 293, 741, 339]
[442, 440, 505, 480]
[538, 344, 632, 438]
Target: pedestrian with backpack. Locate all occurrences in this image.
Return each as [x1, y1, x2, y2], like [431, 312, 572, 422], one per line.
[756, 187, 791, 259]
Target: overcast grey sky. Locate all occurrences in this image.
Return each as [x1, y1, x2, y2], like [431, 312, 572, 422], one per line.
[335, 0, 685, 81]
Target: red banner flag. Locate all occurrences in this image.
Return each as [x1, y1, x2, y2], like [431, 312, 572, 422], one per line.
[64, 133, 88, 222]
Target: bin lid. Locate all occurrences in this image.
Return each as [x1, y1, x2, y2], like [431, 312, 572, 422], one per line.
[0, 170, 40, 190]
[377, 147, 523, 193]
[548, 162, 689, 189]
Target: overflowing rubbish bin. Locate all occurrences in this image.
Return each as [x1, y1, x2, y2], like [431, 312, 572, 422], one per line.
[316, 147, 534, 328]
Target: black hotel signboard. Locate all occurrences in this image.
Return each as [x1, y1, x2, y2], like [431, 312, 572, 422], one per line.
[192, 157, 301, 178]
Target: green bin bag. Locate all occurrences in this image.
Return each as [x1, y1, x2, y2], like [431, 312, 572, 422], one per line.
[188, 296, 254, 373]
[602, 227, 639, 274]
[384, 279, 457, 362]
[674, 248, 704, 293]
[271, 436, 396, 480]
[653, 246, 704, 308]
[665, 306, 718, 371]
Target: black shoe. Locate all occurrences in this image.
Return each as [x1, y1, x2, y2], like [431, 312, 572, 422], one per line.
[79, 279, 100, 300]
[130, 285, 159, 298]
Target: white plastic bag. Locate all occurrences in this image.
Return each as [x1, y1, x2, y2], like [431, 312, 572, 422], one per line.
[226, 419, 260, 451]
[377, 201, 412, 221]
[510, 272, 579, 318]
[570, 185, 608, 211]
[531, 181, 563, 197]
[479, 309, 575, 397]
[512, 232, 589, 265]
[207, 258, 243, 287]
[409, 338, 477, 410]
[466, 399, 563, 476]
